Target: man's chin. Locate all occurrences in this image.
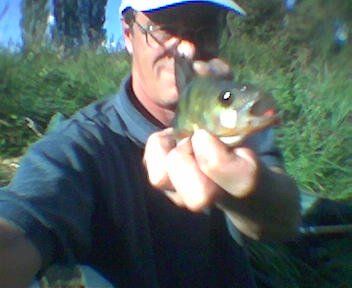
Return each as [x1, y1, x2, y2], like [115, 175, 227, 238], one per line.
[160, 89, 180, 110]
[157, 71, 181, 107]
[160, 77, 179, 96]
[164, 95, 179, 109]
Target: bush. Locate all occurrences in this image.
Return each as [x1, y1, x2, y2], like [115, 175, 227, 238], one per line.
[0, 47, 130, 156]
[223, 1, 352, 286]
[223, 0, 352, 200]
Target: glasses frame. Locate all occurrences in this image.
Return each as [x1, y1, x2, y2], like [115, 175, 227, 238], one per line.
[133, 18, 168, 48]
[132, 15, 223, 52]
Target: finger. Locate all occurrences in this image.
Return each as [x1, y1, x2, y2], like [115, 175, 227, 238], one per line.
[144, 128, 176, 189]
[191, 129, 258, 198]
[166, 139, 218, 211]
[163, 189, 186, 208]
[193, 58, 233, 80]
[161, 137, 192, 208]
[176, 136, 193, 155]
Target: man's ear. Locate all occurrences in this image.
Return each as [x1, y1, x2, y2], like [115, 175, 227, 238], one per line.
[122, 18, 133, 54]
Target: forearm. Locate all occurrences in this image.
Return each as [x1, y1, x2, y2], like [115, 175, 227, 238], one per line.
[216, 163, 301, 241]
[0, 219, 41, 288]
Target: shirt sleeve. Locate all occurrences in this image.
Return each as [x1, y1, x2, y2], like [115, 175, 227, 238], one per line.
[244, 128, 284, 169]
[0, 121, 99, 271]
[225, 128, 285, 243]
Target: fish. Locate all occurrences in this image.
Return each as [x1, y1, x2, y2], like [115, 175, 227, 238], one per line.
[172, 56, 280, 146]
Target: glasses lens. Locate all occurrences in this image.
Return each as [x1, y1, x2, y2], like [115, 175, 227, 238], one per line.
[146, 27, 174, 48]
[141, 21, 226, 54]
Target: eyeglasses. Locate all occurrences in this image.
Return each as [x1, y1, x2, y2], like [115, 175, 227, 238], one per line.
[133, 17, 222, 56]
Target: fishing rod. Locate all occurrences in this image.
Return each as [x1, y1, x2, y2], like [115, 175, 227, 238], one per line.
[299, 224, 352, 236]
[300, 190, 352, 236]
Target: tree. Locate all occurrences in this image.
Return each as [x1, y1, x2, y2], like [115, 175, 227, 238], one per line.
[21, 0, 49, 52]
[52, 0, 107, 51]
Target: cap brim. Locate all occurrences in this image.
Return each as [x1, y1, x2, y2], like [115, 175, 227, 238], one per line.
[119, 0, 246, 16]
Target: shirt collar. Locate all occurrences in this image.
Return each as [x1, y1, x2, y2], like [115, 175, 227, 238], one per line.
[114, 75, 163, 147]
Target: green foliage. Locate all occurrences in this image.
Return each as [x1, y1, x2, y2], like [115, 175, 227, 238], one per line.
[248, 241, 305, 287]
[0, 47, 130, 156]
[280, 55, 352, 199]
[223, 0, 352, 286]
[248, 237, 352, 288]
[52, 0, 108, 51]
[21, 0, 49, 52]
[223, 0, 352, 201]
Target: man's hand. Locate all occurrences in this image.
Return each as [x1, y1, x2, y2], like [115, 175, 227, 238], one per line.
[144, 128, 259, 212]
[193, 58, 233, 80]
[0, 219, 42, 288]
[144, 128, 301, 240]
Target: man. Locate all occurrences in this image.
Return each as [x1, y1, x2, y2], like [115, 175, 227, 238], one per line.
[0, 0, 301, 287]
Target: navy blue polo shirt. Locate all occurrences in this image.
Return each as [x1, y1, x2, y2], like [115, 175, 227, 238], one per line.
[0, 76, 283, 287]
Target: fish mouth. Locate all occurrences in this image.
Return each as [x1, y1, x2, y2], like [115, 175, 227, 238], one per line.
[216, 113, 281, 146]
[219, 135, 244, 146]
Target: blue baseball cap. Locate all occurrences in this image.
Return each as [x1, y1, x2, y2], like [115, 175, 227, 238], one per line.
[119, 0, 246, 16]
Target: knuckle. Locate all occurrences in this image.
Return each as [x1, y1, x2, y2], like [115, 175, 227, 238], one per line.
[184, 196, 208, 212]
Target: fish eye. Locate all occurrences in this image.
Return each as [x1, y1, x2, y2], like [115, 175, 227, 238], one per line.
[218, 90, 233, 106]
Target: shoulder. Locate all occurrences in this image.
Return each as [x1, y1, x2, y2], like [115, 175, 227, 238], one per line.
[60, 96, 125, 137]
[49, 75, 132, 143]
[18, 94, 130, 176]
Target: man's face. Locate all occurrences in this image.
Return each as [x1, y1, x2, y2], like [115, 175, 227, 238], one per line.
[123, 4, 226, 123]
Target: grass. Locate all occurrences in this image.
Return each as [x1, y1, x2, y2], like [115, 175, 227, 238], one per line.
[223, 0, 352, 200]
[0, 47, 130, 156]
[221, 1, 352, 286]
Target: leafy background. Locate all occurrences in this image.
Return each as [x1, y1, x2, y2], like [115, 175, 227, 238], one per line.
[0, 0, 352, 287]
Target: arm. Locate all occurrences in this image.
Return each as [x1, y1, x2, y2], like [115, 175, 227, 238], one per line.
[0, 219, 41, 288]
[144, 128, 301, 240]
[0, 123, 98, 287]
[216, 163, 301, 240]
